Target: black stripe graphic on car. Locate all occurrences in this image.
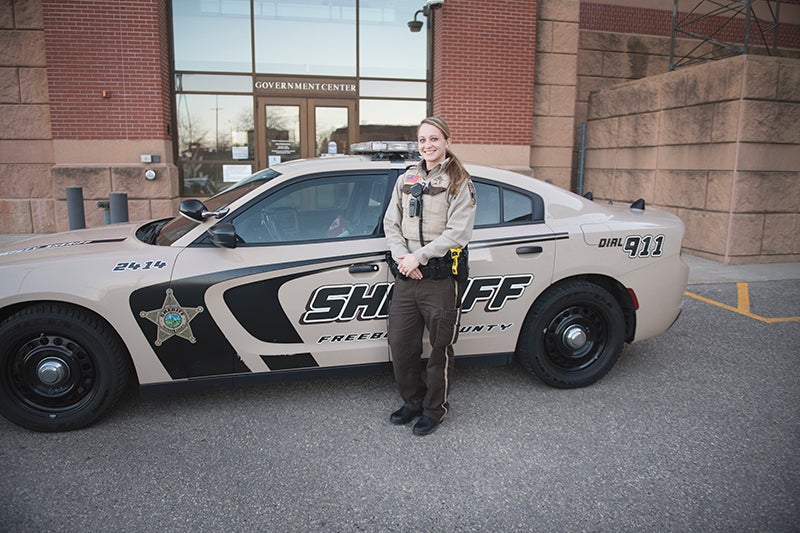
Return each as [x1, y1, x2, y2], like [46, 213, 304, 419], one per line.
[130, 281, 249, 380]
[129, 232, 566, 380]
[0, 237, 127, 257]
[261, 353, 319, 371]
[468, 232, 569, 250]
[129, 252, 385, 379]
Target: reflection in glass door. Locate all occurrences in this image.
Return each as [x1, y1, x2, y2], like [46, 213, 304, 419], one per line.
[265, 103, 302, 166]
[257, 98, 355, 169]
[315, 106, 349, 157]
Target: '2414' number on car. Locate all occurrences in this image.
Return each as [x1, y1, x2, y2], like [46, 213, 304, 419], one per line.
[623, 234, 665, 258]
[113, 260, 168, 272]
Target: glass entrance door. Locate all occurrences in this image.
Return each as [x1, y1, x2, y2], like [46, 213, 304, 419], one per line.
[257, 98, 356, 169]
[263, 99, 304, 166]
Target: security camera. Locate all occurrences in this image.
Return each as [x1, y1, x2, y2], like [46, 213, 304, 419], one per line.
[408, 19, 423, 32]
[426, 0, 444, 7]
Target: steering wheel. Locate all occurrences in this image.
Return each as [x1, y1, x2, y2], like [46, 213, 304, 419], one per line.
[260, 209, 281, 241]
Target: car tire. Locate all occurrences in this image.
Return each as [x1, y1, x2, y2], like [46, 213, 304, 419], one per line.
[0, 303, 130, 432]
[518, 280, 625, 389]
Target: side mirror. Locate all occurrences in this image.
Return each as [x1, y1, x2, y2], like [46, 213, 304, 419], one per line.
[179, 199, 230, 222]
[207, 223, 238, 248]
[179, 199, 207, 222]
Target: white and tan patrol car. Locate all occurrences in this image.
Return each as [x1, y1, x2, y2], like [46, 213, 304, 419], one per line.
[0, 142, 688, 432]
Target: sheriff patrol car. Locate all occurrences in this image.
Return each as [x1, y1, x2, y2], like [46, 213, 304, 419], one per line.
[0, 141, 688, 432]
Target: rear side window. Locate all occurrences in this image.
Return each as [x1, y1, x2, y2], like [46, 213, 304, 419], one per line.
[503, 188, 533, 223]
[472, 179, 543, 227]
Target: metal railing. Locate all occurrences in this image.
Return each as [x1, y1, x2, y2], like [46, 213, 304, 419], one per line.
[669, 0, 782, 70]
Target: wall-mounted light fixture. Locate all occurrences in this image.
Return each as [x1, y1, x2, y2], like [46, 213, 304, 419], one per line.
[407, 7, 427, 32]
[407, 0, 443, 32]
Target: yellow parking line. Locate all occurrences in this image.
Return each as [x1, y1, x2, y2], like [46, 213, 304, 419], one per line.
[684, 282, 800, 323]
[737, 282, 750, 314]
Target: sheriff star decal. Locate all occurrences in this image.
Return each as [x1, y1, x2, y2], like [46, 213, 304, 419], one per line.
[140, 288, 204, 346]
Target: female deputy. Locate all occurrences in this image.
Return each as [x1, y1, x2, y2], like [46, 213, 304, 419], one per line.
[383, 116, 476, 436]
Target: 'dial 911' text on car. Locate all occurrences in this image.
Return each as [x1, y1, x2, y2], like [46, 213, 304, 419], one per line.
[0, 142, 689, 432]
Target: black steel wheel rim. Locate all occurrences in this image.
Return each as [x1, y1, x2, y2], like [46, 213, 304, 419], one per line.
[7, 334, 97, 413]
[542, 304, 609, 371]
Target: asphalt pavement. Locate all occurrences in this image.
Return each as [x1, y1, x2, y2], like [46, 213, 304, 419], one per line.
[0, 233, 798, 532]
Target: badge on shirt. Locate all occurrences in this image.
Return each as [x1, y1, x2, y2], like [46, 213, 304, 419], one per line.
[467, 181, 476, 206]
[404, 173, 421, 185]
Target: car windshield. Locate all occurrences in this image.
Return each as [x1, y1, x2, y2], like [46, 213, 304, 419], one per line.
[153, 168, 281, 246]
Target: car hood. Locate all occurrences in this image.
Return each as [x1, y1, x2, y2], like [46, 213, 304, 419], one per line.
[0, 224, 141, 263]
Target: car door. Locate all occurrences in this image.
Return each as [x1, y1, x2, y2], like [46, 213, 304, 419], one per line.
[156, 170, 393, 380]
[452, 176, 557, 359]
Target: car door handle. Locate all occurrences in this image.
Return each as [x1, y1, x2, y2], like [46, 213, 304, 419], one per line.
[516, 246, 543, 255]
[349, 263, 379, 273]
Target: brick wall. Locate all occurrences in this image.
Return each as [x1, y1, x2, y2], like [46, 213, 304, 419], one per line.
[433, 0, 537, 146]
[580, 2, 800, 50]
[42, 0, 171, 140]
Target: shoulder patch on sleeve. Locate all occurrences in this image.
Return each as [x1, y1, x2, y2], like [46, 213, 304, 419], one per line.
[467, 181, 476, 206]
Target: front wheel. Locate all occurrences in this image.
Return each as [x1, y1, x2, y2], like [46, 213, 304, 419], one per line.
[518, 281, 625, 388]
[0, 304, 130, 432]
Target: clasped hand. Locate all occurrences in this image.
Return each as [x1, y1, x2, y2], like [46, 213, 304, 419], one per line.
[397, 253, 423, 280]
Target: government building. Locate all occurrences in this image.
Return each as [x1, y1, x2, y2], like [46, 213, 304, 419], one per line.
[1, 0, 798, 263]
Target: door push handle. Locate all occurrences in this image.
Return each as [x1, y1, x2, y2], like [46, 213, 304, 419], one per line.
[349, 263, 379, 273]
[516, 246, 543, 255]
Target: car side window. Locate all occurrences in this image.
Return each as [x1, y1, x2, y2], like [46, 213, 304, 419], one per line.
[232, 173, 389, 244]
[472, 178, 544, 228]
[503, 188, 533, 223]
[474, 182, 500, 226]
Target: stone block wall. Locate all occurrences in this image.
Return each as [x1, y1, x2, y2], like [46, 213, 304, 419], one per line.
[531, 0, 580, 189]
[583, 54, 800, 264]
[577, 31, 672, 125]
[576, 30, 800, 126]
[51, 164, 180, 229]
[0, 0, 54, 233]
[0, 0, 178, 234]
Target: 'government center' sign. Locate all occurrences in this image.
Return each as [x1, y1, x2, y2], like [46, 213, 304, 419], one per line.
[255, 76, 358, 98]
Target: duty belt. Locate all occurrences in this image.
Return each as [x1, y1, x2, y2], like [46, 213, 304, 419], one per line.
[387, 247, 468, 282]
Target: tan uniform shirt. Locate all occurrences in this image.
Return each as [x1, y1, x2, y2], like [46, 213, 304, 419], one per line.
[384, 159, 476, 265]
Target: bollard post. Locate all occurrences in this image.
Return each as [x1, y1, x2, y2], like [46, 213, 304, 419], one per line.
[66, 186, 86, 230]
[109, 192, 129, 224]
[97, 200, 110, 225]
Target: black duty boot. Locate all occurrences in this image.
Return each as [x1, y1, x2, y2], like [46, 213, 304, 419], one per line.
[390, 406, 422, 425]
[412, 416, 439, 436]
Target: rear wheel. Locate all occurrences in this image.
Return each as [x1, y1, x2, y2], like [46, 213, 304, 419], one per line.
[518, 281, 625, 388]
[0, 304, 130, 432]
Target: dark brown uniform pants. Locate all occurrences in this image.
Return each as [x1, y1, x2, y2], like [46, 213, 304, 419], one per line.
[388, 276, 461, 422]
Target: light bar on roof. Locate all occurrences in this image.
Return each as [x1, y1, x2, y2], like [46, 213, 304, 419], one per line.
[350, 141, 418, 154]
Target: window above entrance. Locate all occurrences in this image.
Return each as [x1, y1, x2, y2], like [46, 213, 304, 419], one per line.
[359, 0, 427, 79]
[173, 0, 252, 72]
[173, 0, 428, 79]
[254, 1, 357, 76]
